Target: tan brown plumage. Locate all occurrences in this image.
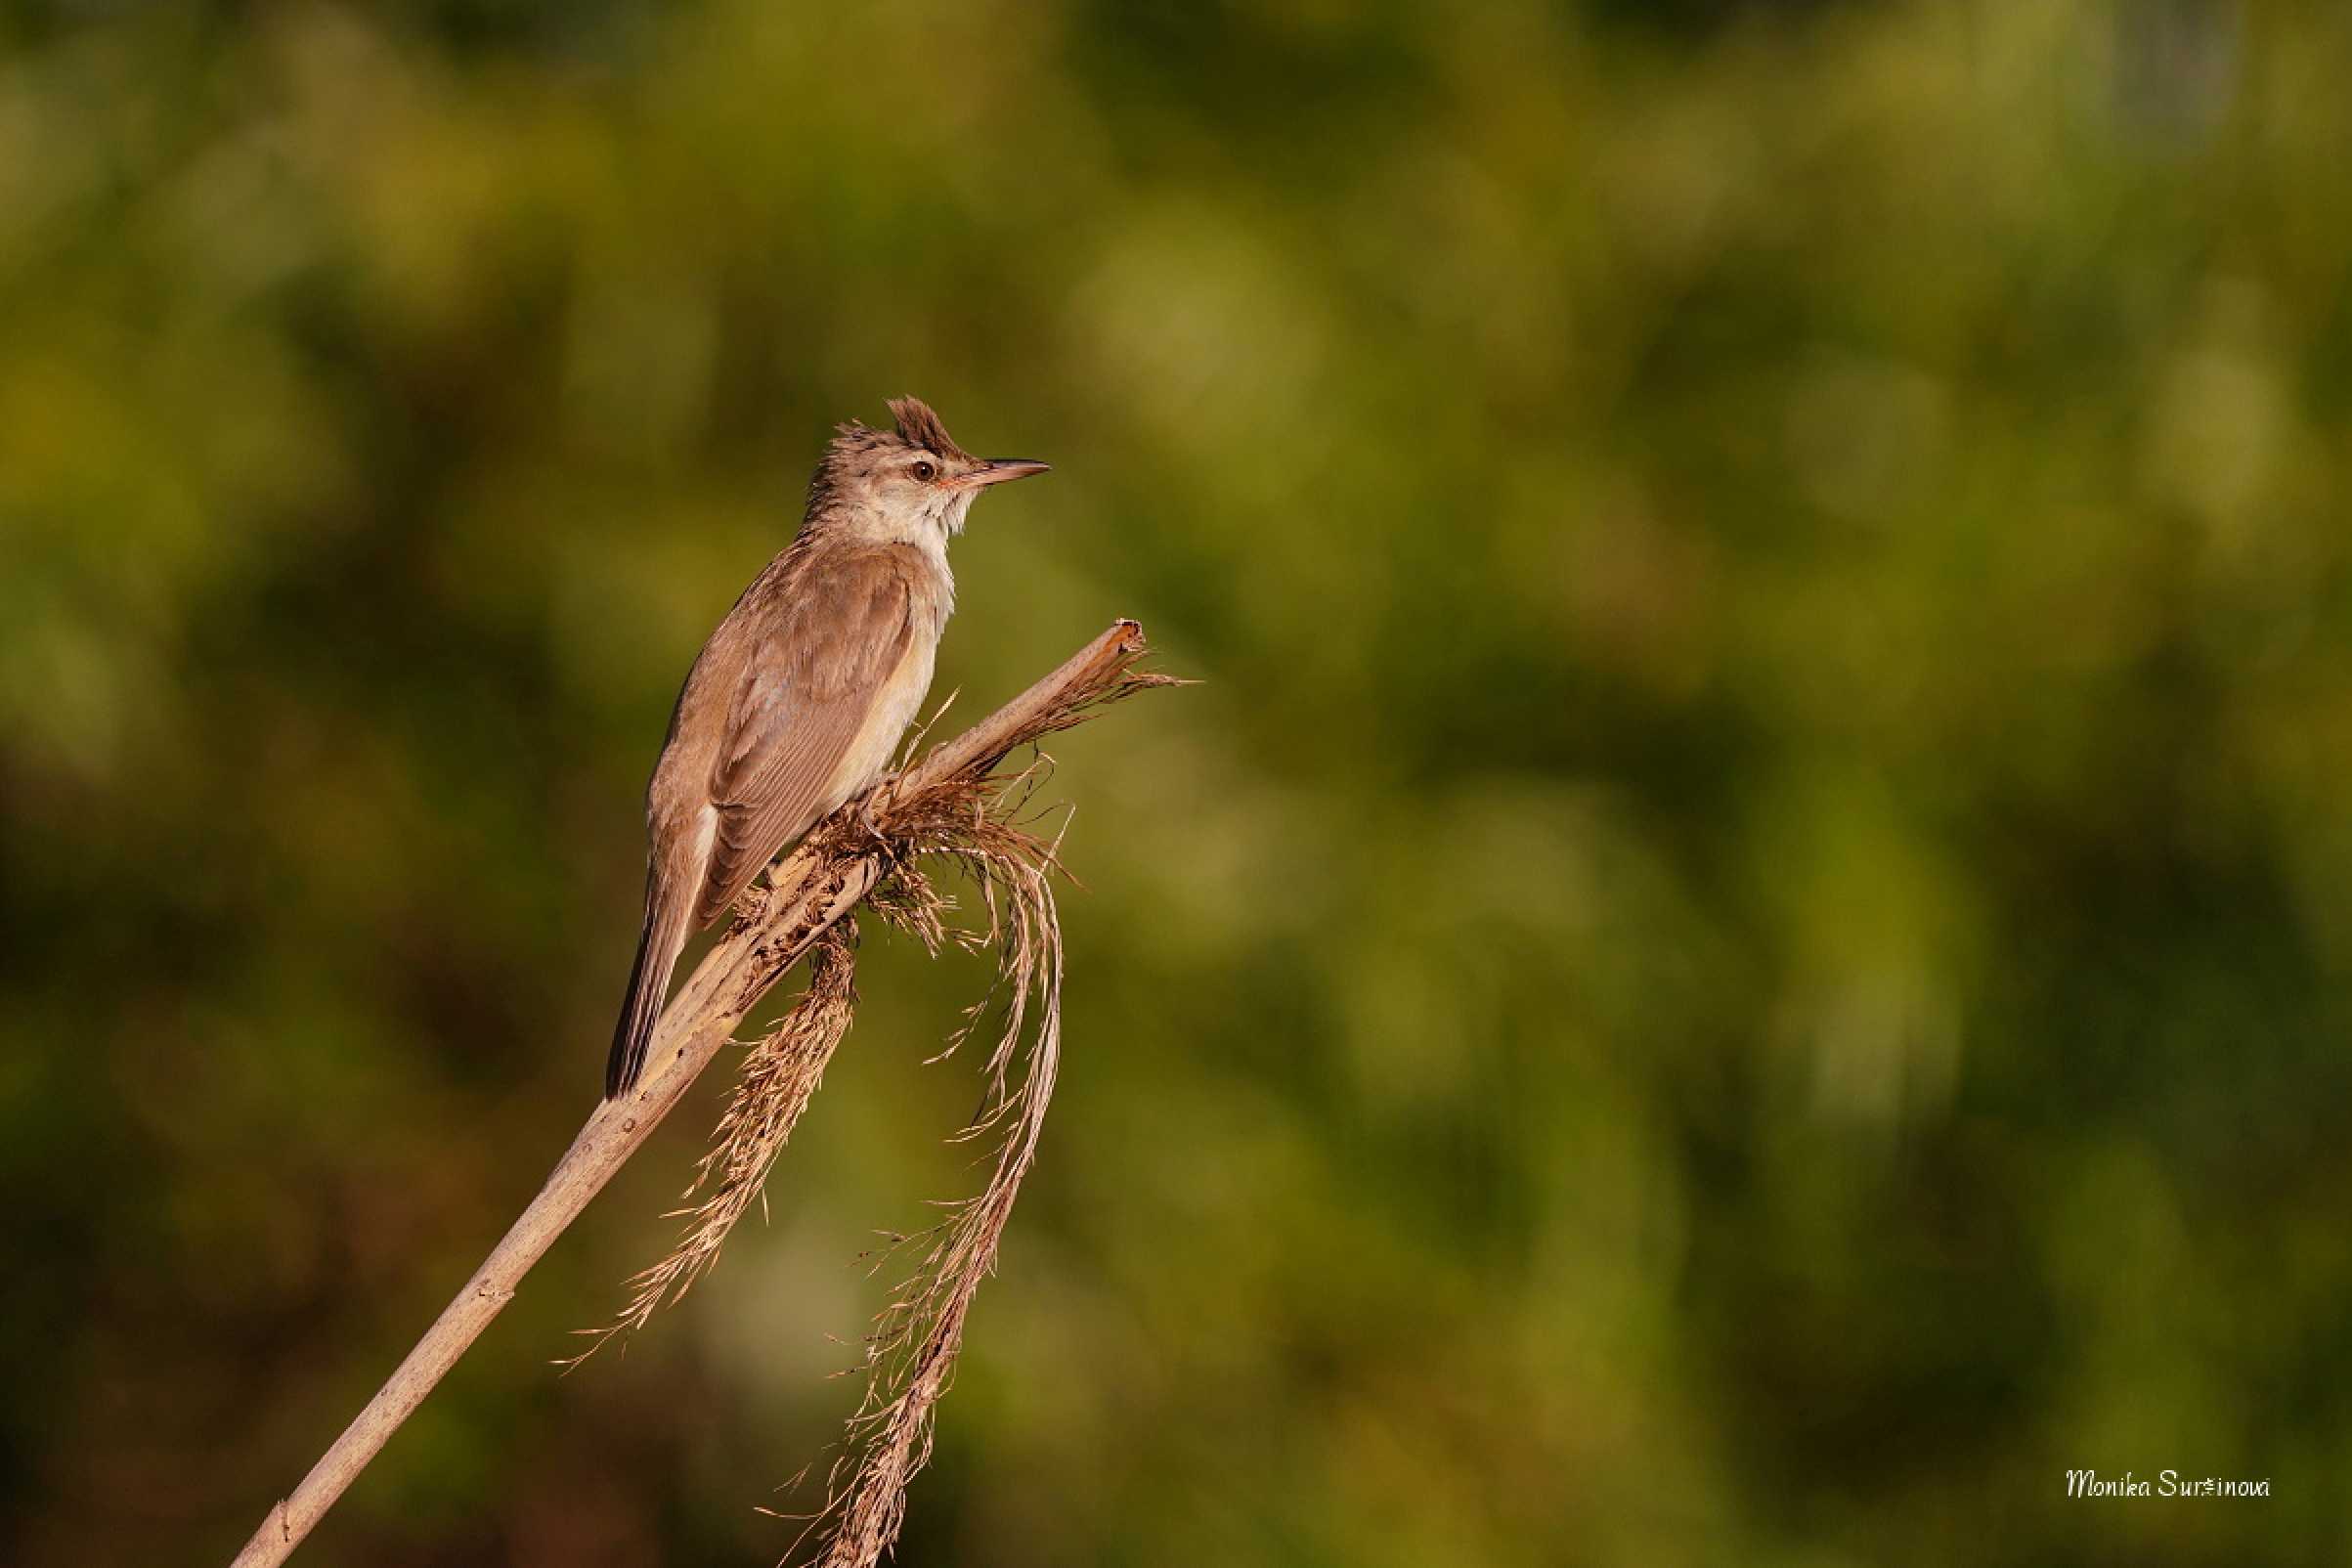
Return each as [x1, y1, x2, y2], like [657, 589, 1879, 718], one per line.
[607, 398, 1047, 1097]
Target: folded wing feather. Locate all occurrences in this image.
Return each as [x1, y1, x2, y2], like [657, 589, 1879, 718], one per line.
[696, 549, 917, 925]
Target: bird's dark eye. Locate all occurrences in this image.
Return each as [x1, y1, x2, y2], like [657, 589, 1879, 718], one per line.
[911, 459, 937, 483]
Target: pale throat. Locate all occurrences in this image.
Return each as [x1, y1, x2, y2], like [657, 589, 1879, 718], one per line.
[903, 507, 960, 601]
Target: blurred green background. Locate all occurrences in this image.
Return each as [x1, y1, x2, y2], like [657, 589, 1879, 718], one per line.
[4, 0, 2348, 1563]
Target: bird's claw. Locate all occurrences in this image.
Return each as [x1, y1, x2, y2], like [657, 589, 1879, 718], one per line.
[731, 876, 775, 931]
[857, 775, 897, 850]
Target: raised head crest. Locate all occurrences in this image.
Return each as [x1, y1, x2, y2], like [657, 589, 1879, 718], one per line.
[885, 396, 969, 461]
[823, 397, 974, 467]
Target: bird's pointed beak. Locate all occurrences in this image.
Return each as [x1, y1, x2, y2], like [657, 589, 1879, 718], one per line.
[958, 458, 1051, 489]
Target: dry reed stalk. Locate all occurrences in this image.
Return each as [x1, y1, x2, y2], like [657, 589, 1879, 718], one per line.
[228, 620, 1174, 1568]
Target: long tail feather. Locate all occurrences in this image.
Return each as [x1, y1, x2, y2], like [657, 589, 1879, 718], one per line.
[606, 903, 688, 1098]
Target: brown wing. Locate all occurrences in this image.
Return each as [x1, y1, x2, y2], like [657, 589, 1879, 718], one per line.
[695, 549, 915, 924]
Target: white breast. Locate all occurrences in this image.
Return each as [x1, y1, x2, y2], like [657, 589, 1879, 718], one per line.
[822, 633, 938, 812]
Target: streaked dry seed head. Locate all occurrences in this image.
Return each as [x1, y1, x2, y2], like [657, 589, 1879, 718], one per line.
[565, 922, 864, 1362]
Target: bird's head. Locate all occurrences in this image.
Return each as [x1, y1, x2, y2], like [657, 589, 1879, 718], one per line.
[805, 397, 1049, 547]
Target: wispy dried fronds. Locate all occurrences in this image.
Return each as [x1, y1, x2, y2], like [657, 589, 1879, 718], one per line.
[567, 921, 863, 1366]
[794, 771, 1068, 1568]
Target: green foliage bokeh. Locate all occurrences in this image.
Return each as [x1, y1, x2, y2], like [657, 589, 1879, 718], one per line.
[3, 1, 2347, 1563]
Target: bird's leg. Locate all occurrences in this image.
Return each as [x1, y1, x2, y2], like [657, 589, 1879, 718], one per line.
[730, 861, 795, 931]
[729, 879, 773, 931]
[856, 774, 898, 850]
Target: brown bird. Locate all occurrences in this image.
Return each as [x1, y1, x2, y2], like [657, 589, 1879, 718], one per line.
[605, 398, 1047, 1097]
